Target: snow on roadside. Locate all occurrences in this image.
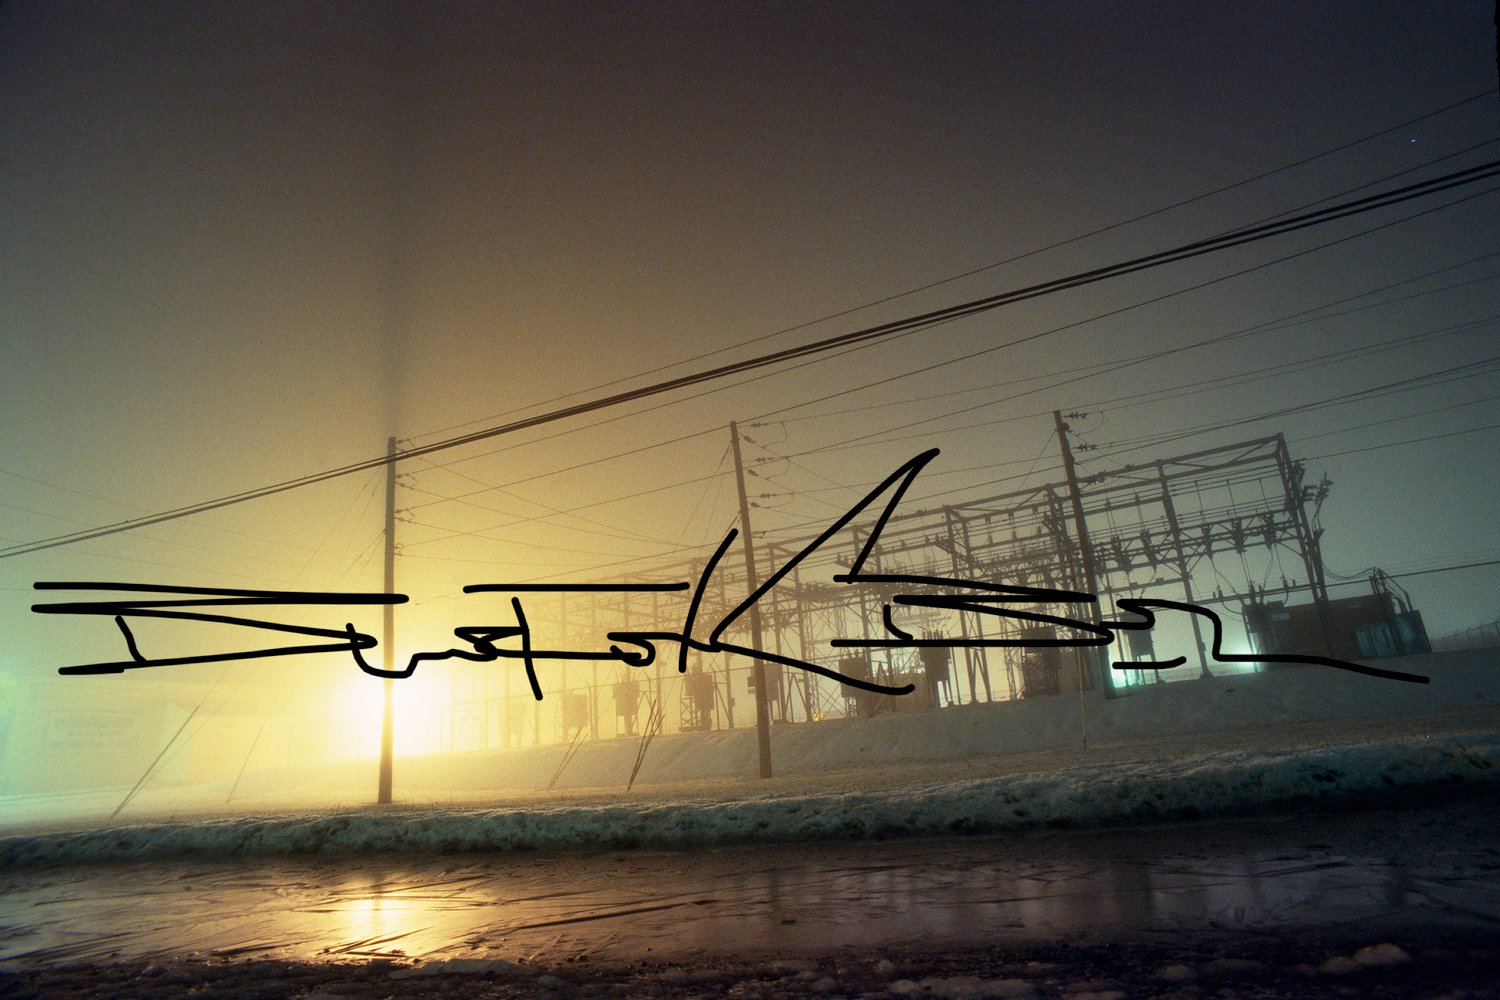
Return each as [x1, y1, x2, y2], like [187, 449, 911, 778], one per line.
[2, 729, 1495, 868]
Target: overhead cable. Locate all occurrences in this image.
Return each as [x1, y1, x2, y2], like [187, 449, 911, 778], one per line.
[5, 158, 1498, 560]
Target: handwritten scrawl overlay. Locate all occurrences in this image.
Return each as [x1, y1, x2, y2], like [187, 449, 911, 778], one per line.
[32, 449, 1428, 689]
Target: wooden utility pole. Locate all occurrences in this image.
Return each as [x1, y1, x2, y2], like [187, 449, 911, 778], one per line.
[378, 435, 397, 804]
[729, 421, 773, 779]
[1054, 410, 1112, 697]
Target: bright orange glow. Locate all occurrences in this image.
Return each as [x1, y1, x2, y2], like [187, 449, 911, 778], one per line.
[336, 658, 454, 761]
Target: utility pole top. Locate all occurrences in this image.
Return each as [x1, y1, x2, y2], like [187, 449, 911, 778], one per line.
[1054, 410, 1113, 699]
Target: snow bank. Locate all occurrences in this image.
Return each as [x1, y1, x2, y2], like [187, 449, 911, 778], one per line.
[2, 729, 1496, 868]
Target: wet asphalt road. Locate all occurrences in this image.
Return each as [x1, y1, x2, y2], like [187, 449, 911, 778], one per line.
[2, 794, 1496, 971]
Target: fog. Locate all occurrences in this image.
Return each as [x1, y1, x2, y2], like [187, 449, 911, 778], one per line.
[2, 1, 1498, 829]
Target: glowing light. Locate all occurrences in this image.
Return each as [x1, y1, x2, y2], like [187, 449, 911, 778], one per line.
[336, 655, 456, 760]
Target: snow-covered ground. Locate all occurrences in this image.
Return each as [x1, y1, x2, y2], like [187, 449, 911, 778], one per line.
[2, 650, 1498, 998]
[2, 648, 1496, 866]
[3, 728, 1497, 867]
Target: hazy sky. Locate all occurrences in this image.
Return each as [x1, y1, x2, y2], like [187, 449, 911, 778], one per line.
[2, 1, 1498, 801]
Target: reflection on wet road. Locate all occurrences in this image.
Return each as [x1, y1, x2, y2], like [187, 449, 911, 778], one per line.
[2, 800, 1497, 967]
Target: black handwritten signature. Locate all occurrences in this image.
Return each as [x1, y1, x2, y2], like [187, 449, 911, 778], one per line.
[33, 449, 1428, 688]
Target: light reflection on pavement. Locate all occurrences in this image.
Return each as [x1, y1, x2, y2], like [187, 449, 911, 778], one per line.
[1, 800, 1497, 968]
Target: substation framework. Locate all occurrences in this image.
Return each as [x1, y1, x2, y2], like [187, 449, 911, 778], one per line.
[330, 432, 1339, 758]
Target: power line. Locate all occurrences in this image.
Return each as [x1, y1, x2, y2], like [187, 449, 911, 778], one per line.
[406, 458, 685, 548]
[404, 425, 722, 511]
[1084, 315, 1500, 417]
[747, 185, 1500, 428]
[6, 158, 1499, 560]
[409, 92, 1497, 445]
[1301, 420, 1500, 462]
[1386, 558, 1500, 581]
[398, 470, 730, 552]
[757, 266, 1499, 465]
[780, 314, 1494, 476]
[1103, 356, 1500, 454]
[1291, 392, 1500, 444]
[754, 252, 1500, 433]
